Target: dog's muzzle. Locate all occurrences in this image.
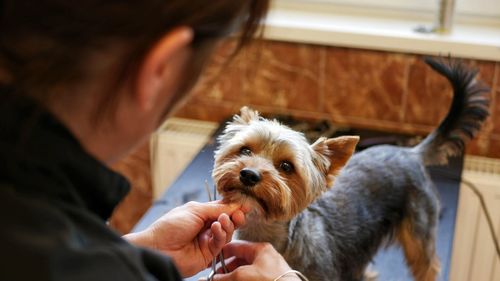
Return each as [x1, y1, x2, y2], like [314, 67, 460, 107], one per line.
[239, 168, 261, 187]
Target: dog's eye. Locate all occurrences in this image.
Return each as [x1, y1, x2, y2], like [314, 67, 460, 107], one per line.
[240, 147, 252, 156]
[280, 161, 294, 174]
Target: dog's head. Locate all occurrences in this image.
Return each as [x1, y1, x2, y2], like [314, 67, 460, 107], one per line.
[212, 107, 359, 221]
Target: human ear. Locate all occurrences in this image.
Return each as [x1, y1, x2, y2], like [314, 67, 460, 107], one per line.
[135, 27, 194, 111]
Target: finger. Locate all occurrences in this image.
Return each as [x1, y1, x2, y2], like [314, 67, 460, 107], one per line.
[218, 214, 234, 243]
[198, 228, 212, 259]
[216, 257, 248, 274]
[212, 272, 234, 281]
[209, 221, 226, 255]
[220, 241, 260, 264]
[191, 201, 242, 221]
[213, 266, 251, 281]
[230, 210, 246, 228]
[212, 272, 233, 281]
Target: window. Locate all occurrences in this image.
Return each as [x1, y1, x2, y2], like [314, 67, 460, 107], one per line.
[286, 0, 500, 20]
[266, 0, 500, 61]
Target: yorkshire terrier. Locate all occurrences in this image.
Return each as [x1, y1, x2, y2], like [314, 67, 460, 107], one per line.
[212, 58, 490, 281]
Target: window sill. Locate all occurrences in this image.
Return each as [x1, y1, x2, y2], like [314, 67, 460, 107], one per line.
[263, 2, 500, 61]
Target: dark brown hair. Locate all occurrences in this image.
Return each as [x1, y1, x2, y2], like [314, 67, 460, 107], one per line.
[0, 0, 269, 114]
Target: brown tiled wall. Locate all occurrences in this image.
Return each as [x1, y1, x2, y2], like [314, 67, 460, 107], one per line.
[175, 39, 500, 158]
[110, 143, 152, 234]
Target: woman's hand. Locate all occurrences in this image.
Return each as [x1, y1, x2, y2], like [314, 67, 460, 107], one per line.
[212, 240, 301, 281]
[124, 201, 245, 277]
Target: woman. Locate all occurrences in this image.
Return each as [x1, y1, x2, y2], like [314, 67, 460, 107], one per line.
[0, 1, 303, 280]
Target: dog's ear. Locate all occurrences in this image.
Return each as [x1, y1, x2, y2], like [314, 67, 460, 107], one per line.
[217, 107, 261, 147]
[324, 136, 359, 174]
[312, 136, 359, 177]
[232, 106, 260, 125]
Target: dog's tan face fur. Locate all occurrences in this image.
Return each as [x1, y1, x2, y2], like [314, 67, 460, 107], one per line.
[212, 107, 359, 221]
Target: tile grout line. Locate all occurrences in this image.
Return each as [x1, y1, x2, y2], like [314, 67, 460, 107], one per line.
[488, 62, 499, 143]
[492, 62, 499, 94]
[399, 55, 412, 122]
[318, 46, 326, 113]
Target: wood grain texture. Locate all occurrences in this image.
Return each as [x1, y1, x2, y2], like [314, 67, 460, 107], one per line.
[109, 143, 153, 234]
[176, 43, 500, 155]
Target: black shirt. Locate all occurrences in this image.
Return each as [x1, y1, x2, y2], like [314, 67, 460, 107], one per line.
[0, 93, 182, 281]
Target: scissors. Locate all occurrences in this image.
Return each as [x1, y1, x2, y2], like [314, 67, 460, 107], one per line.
[205, 181, 229, 281]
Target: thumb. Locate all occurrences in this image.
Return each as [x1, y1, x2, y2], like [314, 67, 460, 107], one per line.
[212, 273, 233, 281]
[212, 272, 236, 281]
[221, 240, 260, 264]
[212, 267, 250, 281]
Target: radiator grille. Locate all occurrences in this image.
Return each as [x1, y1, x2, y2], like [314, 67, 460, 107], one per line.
[151, 118, 218, 199]
[463, 155, 500, 176]
[450, 155, 500, 281]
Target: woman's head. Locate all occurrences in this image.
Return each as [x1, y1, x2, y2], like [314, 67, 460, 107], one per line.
[0, 0, 269, 163]
[0, 0, 269, 113]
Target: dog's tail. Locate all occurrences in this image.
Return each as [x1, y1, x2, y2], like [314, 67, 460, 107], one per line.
[414, 57, 491, 166]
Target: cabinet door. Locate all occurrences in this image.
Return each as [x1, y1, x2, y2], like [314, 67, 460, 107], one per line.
[450, 172, 500, 281]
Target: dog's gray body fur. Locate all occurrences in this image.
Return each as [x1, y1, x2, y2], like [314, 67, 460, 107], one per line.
[236, 59, 490, 281]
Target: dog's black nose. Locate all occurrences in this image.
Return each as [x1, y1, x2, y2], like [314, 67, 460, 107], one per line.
[239, 168, 261, 187]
